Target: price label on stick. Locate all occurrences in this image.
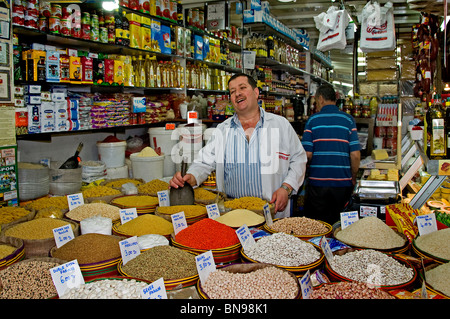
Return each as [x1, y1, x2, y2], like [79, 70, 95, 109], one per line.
[120, 208, 138, 224]
[157, 190, 170, 207]
[171, 211, 187, 236]
[299, 270, 313, 299]
[53, 224, 75, 248]
[50, 260, 84, 298]
[67, 193, 84, 210]
[236, 224, 255, 251]
[263, 203, 273, 226]
[320, 236, 334, 264]
[206, 203, 220, 219]
[417, 214, 438, 236]
[119, 236, 141, 265]
[141, 277, 168, 299]
[340, 211, 359, 230]
[196, 250, 216, 285]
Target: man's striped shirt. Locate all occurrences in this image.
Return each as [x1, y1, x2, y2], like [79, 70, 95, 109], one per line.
[302, 104, 361, 187]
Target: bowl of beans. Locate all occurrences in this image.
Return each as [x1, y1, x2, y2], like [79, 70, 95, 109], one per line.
[0, 237, 25, 271]
[197, 263, 301, 299]
[263, 217, 332, 240]
[311, 281, 396, 299]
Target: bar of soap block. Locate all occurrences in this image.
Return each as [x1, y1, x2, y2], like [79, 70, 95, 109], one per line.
[372, 149, 389, 160]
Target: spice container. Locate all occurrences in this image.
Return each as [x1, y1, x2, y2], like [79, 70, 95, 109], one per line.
[263, 217, 332, 240]
[0, 237, 25, 271]
[311, 281, 395, 299]
[420, 262, 450, 298]
[224, 196, 275, 219]
[412, 228, 450, 263]
[137, 178, 169, 196]
[110, 194, 159, 214]
[65, 202, 121, 222]
[155, 204, 207, 225]
[197, 263, 301, 299]
[112, 214, 174, 238]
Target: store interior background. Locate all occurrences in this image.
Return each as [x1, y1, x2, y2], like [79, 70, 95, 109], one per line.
[16, 0, 432, 170]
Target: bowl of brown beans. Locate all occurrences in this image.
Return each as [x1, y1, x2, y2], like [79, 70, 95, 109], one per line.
[263, 217, 332, 240]
[311, 281, 396, 299]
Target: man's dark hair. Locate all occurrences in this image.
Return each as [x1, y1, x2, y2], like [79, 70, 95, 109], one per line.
[315, 84, 336, 102]
[228, 73, 258, 90]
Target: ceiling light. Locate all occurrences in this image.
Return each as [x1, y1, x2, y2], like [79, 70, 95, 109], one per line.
[102, 0, 119, 11]
[278, 0, 296, 2]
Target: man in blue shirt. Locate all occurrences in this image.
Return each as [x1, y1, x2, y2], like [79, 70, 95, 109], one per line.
[302, 85, 361, 224]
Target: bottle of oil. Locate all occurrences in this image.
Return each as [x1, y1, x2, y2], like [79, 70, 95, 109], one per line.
[425, 93, 447, 159]
[156, 60, 162, 87]
[144, 54, 152, 87]
[137, 55, 146, 87]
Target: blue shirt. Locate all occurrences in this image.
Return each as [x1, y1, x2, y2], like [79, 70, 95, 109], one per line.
[302, 104, 360, 187]
[224, 110, 264, 198]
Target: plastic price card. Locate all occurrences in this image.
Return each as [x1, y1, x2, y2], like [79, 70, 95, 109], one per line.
[340, 211, 359, 230]
[120, 208, 138, 224]
[67, 193, 84, 210]
[236, 224, 255, 251]
[165, 123, 175, 130]
[141, 277, 168, 299]
[158, 190, 170, 207]
[171, 211, 187, 235]
[206, 203, 220, 219]
[263, 203, 273, 226]
[119, 236, 141, 265]
[300, 270, 313, 299]
[417, 214, 438, 236]
[196, 250, 216, 284]
[50, 260, 85, 298]
[53, 224, 75, 248]
[320, 236, 334, 263]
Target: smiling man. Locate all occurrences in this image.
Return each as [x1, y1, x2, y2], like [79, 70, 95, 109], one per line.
[170, 73, 307, 218]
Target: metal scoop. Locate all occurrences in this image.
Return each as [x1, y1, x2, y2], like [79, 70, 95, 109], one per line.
[169, 158, 195, 206]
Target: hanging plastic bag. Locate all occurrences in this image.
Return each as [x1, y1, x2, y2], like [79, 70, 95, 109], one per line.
[359, 1, 396, 52]
[314, 6, 350, 52]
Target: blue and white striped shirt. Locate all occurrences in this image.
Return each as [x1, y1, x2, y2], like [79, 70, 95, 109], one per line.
[223, 112, 264, 199]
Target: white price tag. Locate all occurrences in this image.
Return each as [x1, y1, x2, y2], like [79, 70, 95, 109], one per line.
[243, 50, 256, 69]
[196, 250, 216, 284]
[120, 208, 138, 224]
[236, 224, 255, 251]
[340, 211, 359, 230]
[141, 277, 168, 299]
[171, 211, 188, 236]
[263, 203, 273, 226]
[67, 193, 84, 210]
[119, 236, 141, 265]
[158, 190, 170, 207]
[320, 236, 334, 264]
[417, 214, 438, 236]
[53, 224, 75, 248]
[206, 203, 220, 220]
[299, 270, 313, 299]
[50, 260, 84, 298]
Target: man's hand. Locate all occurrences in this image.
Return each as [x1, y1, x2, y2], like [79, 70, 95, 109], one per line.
[270, 186, 290, 212]
[169, 171, 197, 188]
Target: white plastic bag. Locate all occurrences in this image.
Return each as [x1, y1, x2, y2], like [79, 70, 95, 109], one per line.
[359, 1, 396, 52]
[314, 6, 350, 52]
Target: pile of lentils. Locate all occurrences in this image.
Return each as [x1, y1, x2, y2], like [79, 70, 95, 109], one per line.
[203, 266, 298, 299]
[51, 233, 121, 264]
[244, 232, 321, 267]
[270, 217, 329, 236]
[0, 260, 60, 299]
[310, 281, 395, 299]
[61, 279, 149, 299]
[121, 245, 197, 282]
[329, 249, 414, 286]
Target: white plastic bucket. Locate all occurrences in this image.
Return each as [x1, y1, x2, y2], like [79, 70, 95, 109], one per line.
[148, 127, 179, 177]
[177, 123, 206, 152]
[97, 141, 127, 168]
[106, 165, 129, 180]
[130, 152, 165, 183]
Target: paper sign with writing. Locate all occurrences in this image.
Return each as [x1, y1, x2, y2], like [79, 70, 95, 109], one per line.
[120, 208, 138, 224]
[141, 277, 168, 299]
[196, 250, 216, 284]
[320, 236, 334, 264]
[158, 190, 170, 207]
[263, 203, 273, 226]
[171, 211, 187, 235]
[236, 224, 255, 251]
[299, 270, 313, 299]
[206, 203, 220, 219]
[67, 193, 84, 210]
[417, 214, 438, 236]
[340, 211, 359, 230]
[119, 236, 141, 265]
[53, 224, 75, 248]
[360, 206, 377, 217]
[50, 260, 85, 298]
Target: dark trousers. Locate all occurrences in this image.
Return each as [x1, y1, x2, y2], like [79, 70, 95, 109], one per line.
[303, 185, 354, 225]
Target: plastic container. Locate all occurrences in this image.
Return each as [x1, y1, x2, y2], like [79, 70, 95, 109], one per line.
[106, 165, 129, 180]
[148, 127, 179, 177]
[177, 123, 206, 152]
[129, 152, 165, 183]
[97, 141, 127, 168]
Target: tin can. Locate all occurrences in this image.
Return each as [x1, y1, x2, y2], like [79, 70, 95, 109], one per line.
[24, 9, 38, 29]
[12, 5, 25, 26]
[100, 27, 108, 43]
[39, 17, 48, 32]
[60, 18, 71, 36]
[81, 12, 91, 40]
[49, 15, 60, 34]
[26, 0, 38, 11]
[90, 26, 99, 42]
[39, 1, 51, 18]
[51, 4, 62, 18]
